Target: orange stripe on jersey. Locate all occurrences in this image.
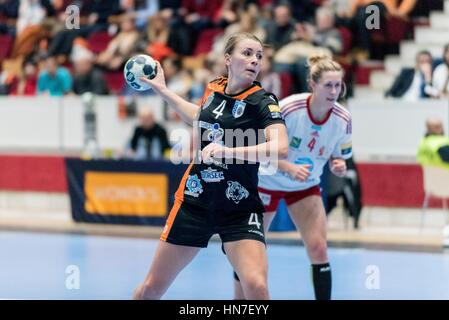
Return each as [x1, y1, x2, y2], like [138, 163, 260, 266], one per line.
[232, 85, 262, 100]
[160, 162, 194, 241]
[201, 77, 263, 104]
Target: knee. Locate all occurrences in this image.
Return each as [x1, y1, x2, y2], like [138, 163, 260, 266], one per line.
[308, 240, 328, 262]
[242, 275, 269, 299]
[134, 280, 166, 300]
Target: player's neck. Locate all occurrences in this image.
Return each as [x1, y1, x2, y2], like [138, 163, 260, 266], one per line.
[225, 79, 253, 96]
[309, 94, 333, 121]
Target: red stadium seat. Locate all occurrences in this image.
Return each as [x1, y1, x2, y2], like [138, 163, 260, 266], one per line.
[105, 71, 125, 94]
[88, 31, 113, 55]
[279, 72, 293, 99]
[0, 34, 14, 61]
[338, 27, 352, 56]
[193, 28, 224, 56]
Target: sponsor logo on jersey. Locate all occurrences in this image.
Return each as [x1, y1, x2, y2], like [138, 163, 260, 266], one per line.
[341, 142, 352, 155]
[202, 92, 214, 109]
[258, 192, 271, 206]
[184, 174, 203, 197]
[311, 130, 320, 138]
[271, 112, 282, 119]
[248, 229, 264, 238]
[289, 136, 302, 149]
[294, 157, 314, 172]
[268, 104, 281, 113]
[225, 181, 249, 204]
[311, 124, 322, 131]
[318, 146, 325, 157]
[232, 100, 246, 118]
[200, 167, 224, 183]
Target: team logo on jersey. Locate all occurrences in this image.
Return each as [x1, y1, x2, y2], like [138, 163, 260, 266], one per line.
[200, 167, 224, 183]
[225, 181, 249, 204]
[232, 100, 246, 118]
[202, 92, 214, 109]
[289, 136, 302, 149]
[184, 174, 203, 197]
[199, 121, 224, 142]
[341, 142, 352, 155]
[258, 192, 271, 206]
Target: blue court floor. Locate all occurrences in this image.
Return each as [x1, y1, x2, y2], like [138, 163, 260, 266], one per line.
[1, 231, 448, 300]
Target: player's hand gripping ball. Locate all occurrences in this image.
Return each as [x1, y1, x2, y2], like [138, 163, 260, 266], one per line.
[124, 54, 157, 91]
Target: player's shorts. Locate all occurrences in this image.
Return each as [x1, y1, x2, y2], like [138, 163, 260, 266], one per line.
[258, 185, 321, 212]
[160, 200, 265, 248]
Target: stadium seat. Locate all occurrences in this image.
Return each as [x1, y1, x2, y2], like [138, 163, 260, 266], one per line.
[421, 166, 449, 229]
[0, 34, 14, 61]
[105, 71, 125, 94]
[193, 28, 224, 56]
[87, 31, 113, 55]
[279, 71, 293, 99]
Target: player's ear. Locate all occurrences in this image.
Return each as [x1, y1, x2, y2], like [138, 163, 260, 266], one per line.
[224, 53, 231, 67]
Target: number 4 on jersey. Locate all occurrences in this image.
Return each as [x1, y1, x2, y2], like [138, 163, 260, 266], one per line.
[248, 213, 261, 229]
[212, 100, 226, 119]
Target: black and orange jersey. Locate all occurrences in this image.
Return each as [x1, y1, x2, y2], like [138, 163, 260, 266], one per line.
[174, 77, 285, 213]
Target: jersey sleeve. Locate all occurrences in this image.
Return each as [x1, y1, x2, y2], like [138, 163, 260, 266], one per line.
[257, 94, 286, 129]
[331, 117, 353, 159]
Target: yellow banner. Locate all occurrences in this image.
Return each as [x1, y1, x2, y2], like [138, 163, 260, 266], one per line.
[84, 172, 167, 217]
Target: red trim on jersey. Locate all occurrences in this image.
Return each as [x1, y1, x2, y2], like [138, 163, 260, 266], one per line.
[282, 99, 307, 114]
[282, 105, 307, 118]
[331, 110, 350, 123]
[334, 104, 350, 117]
[307, 95, 332, 125]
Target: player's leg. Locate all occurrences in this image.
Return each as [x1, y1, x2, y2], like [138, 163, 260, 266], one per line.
[133, 240, 201, 299]
[224, 239, 269, 300]
[287, 193, 331, 300]
[233, 210, 277, 300]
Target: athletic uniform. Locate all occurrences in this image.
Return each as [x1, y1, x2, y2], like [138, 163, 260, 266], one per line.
[258, 93, 352, 212]
[161, 77, 285, 247]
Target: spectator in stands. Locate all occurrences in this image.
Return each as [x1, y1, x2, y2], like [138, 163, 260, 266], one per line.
[37, 54, 72, 96]
[265, 2, 296, 51]
[96, 14, 139, 71]
[10, 0, 50, 59]
[9, 58, 38, 95]
[426, 44, 449, 99]
[124, 107, 171, 160]
[259, 50, 281, 98]
[72, 50, 109, 95]
[141, 12, 174, 62]
[417, 117, 449, 168]
[120, 0, 160, 30]
[161, 55, 193, 121]
[386, 50, 433, 100]
[0, 0, 19, 35]
[274, 6, 341, 64]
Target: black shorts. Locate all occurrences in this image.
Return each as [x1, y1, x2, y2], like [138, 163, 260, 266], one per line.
[160, 200, 265, 248]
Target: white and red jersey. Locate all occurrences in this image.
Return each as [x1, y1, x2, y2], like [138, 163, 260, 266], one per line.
[258, 93, 352, 191]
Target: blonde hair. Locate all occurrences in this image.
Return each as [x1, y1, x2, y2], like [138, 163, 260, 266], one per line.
[307, 53, 344, 83]
[224, 32, 263, 56]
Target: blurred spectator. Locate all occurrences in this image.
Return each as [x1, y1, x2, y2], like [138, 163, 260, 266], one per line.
[417, 117, 449, 168]
[125, 107, 171, 160]
[120, 0, 160, 30]
[142, 12, 174, 62]
[265, 3, 296, 50]
[37, 55, 72, 96]
[0, 0, 19, 35]
[162, 55, 192, 120]
[274, 6, 340, 64]
[259, 52, 281, 98]
[386, 50, 433, 100]
[426, 44, 449, 99]
[11, 0, 49, 59]
[72, 50, 109, 95]
[9, 58, 38, 95]
[96, 14, 139, 71]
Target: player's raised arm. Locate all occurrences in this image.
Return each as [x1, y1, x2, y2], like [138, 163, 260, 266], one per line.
[139, 61, 200, 123]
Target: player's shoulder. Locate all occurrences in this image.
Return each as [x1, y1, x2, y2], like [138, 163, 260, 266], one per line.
[280, 93, 310, 117]
[331, 101, 352, 123]
[207, 76, 228, 93]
